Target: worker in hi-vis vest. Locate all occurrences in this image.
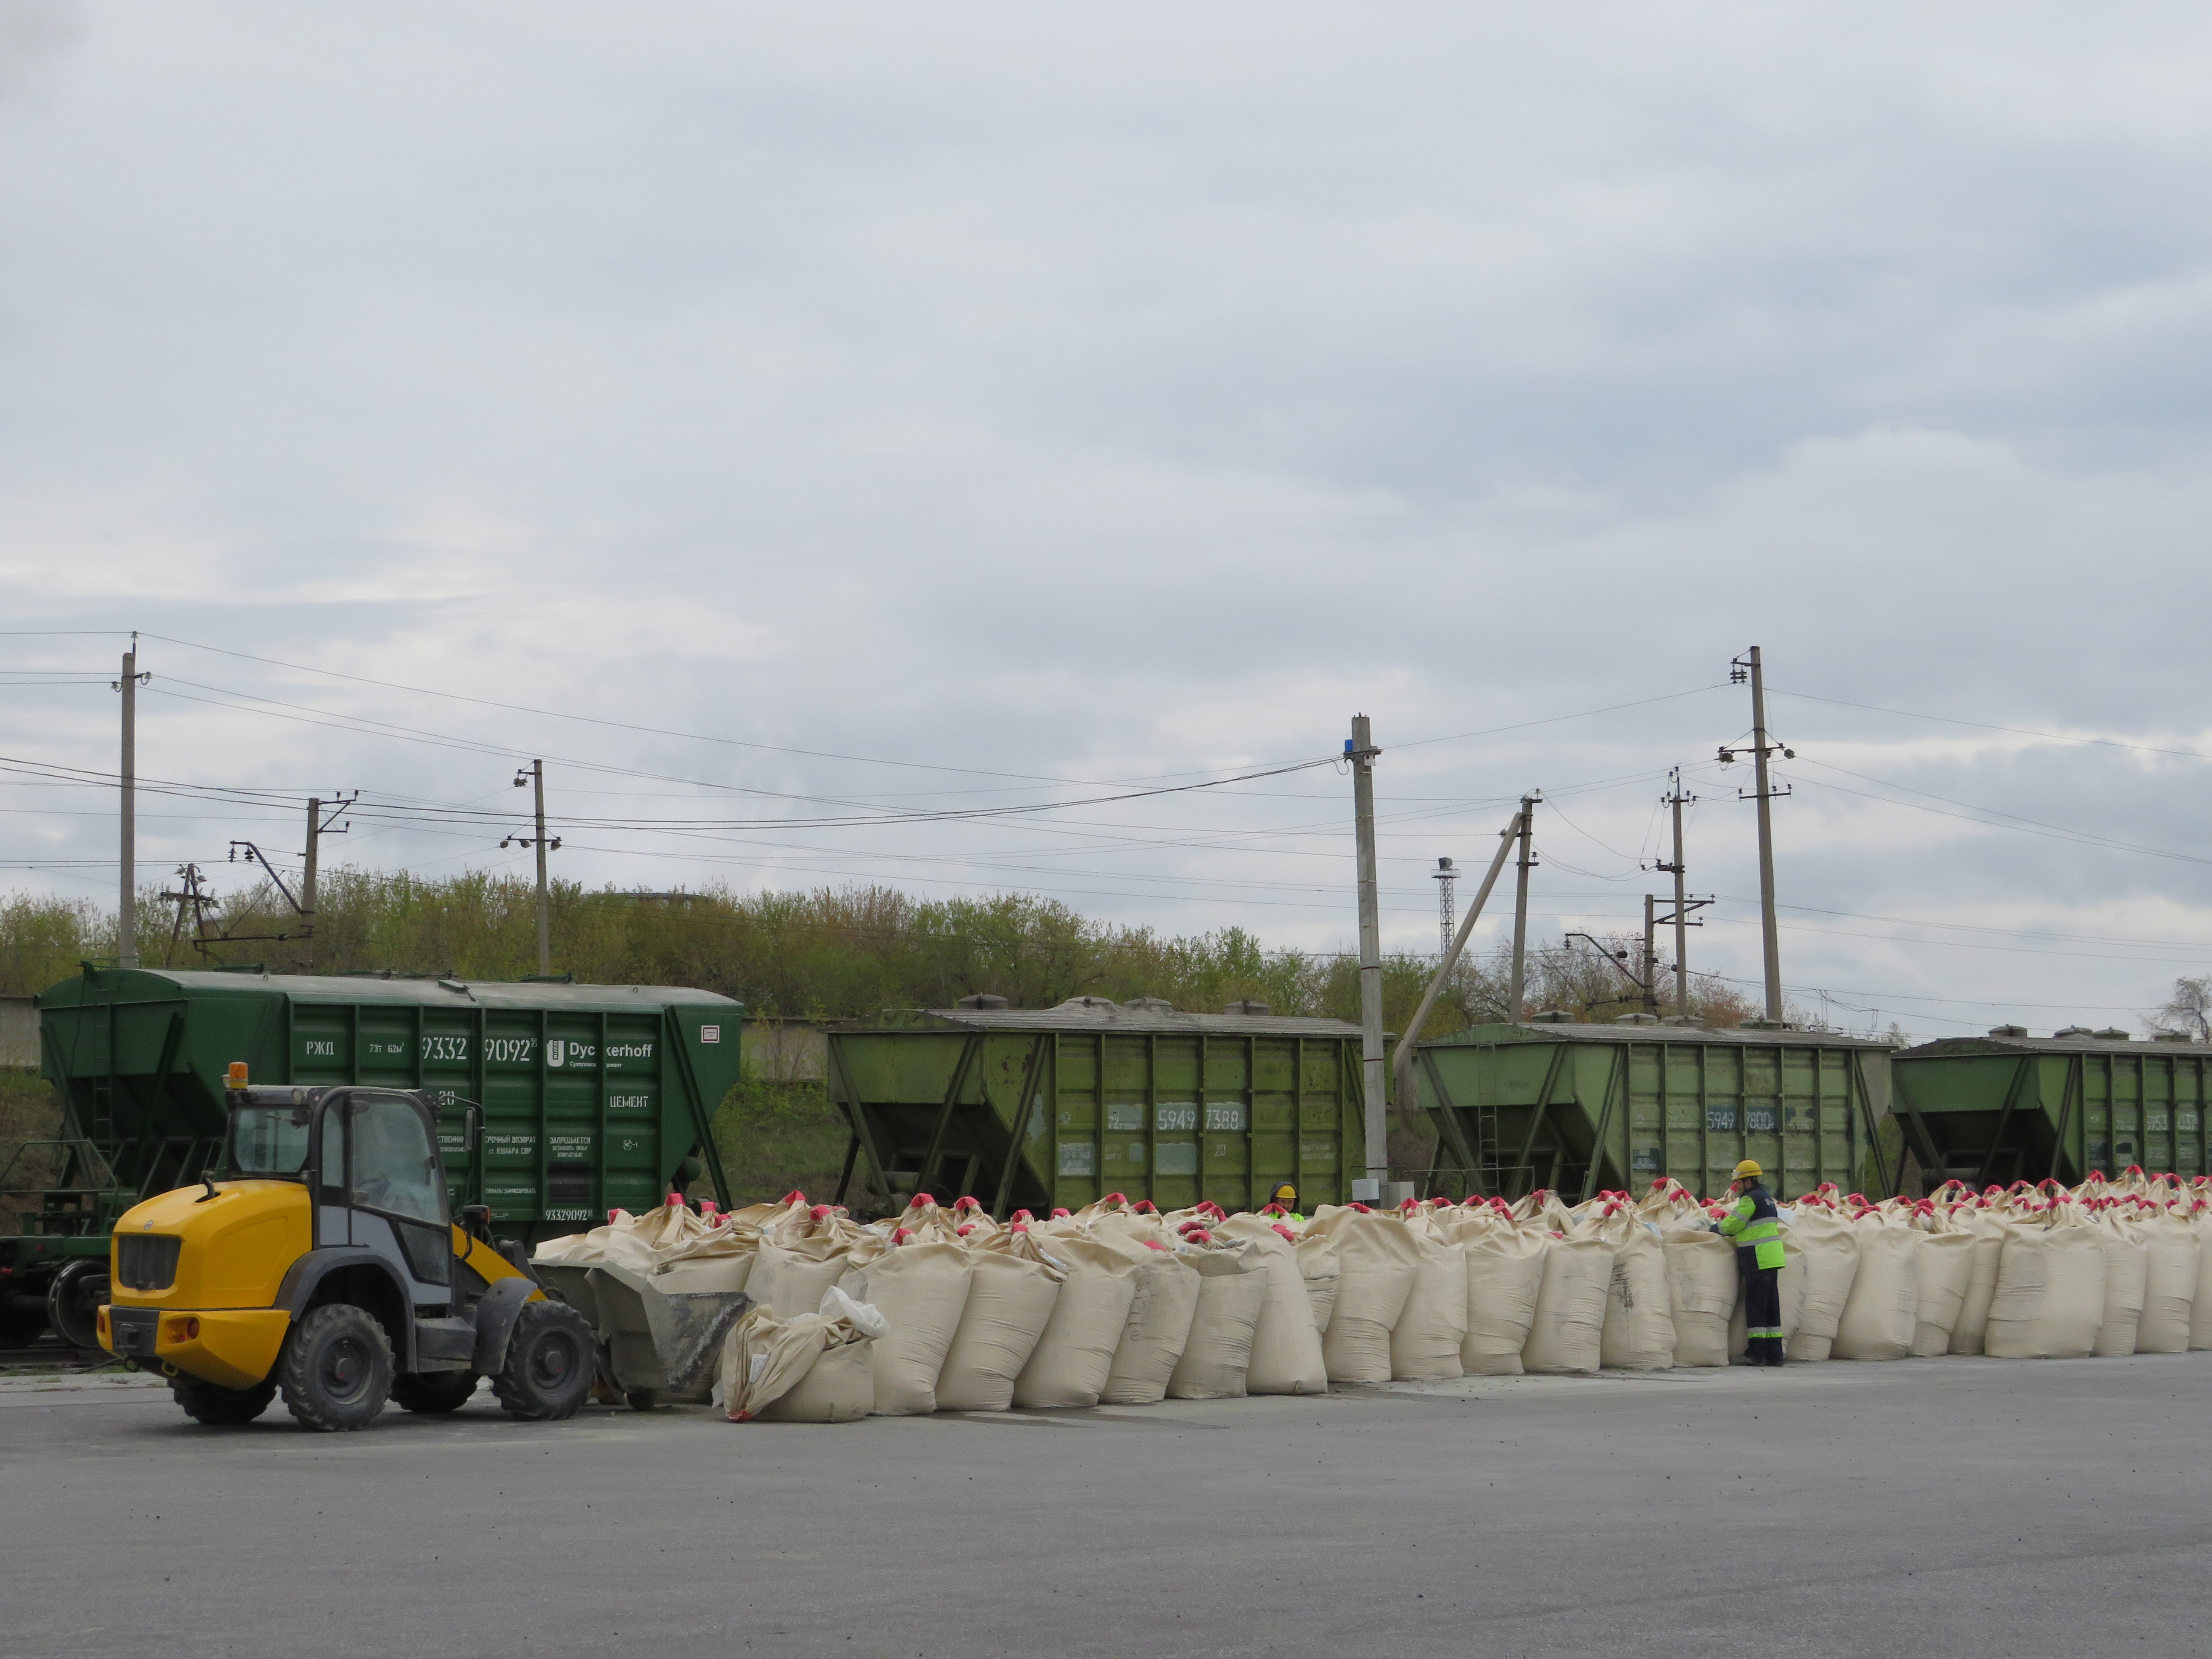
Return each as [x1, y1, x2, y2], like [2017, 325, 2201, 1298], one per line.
[1717, 1159, 1787, 1366]
[1260, 1182, 1304, 1224]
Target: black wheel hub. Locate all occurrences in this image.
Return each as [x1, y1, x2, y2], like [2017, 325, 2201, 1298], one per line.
[321, 1336, 375, 1404]
[528, 1333, 577, 1389]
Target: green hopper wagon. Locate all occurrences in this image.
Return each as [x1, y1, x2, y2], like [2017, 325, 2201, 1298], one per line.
[1416, 1019, 1896, 1202]
[826, 997, 1366, 1216]
[2, 965, 741, 1348]
[1892, 1027, 2212, 1187]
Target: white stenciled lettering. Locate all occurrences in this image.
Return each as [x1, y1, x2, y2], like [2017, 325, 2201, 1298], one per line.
[485, 1036, 536, 1065]
[420, 1034, 468, 1062]
[608, 1094, 652, 1111]
[303, 1039, 338, 1059]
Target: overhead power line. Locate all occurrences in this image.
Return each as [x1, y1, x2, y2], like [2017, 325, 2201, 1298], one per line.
[137, 632, 1311, 788]
[1770, 687, 2212, 765]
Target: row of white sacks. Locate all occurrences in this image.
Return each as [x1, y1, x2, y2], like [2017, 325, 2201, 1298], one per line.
[536, 1171, 2212, 1421]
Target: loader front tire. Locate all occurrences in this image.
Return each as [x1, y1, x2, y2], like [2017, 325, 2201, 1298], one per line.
[279, 1304, 393, 1432]
[492, 1301, 593, 1421]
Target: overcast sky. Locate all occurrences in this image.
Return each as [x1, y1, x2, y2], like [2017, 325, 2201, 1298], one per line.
[3, 1, 2210, 1037]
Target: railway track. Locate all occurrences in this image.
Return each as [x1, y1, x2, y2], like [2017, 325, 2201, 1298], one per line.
[0, 1340, 113, 1373]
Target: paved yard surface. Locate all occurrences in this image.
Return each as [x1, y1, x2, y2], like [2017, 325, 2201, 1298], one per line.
[4, 1354, 2203, 1659]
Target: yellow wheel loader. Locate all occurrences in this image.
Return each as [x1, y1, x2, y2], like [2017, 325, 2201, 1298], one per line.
[98, 1065, 594, 1431]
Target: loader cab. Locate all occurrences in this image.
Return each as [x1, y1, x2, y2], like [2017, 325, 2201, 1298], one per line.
[219, 1085, 462, 1293]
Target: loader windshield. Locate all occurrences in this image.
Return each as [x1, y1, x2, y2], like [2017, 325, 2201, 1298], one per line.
[222, 1104, 314, 1179]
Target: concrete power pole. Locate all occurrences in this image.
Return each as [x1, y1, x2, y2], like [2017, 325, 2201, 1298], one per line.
[115, 638, 147, 967]
[1507, 794, 1539, 1021]
[509, 760, 561, 976]
[1641, 894, 1659, 1016]
[1349, 716, 1387, 1197]
[1729, 647, 1790, 1023]
[1659, 768, 1694, 1017]
[530, 760, 552, 975]
[297, 798, 320, 972]
[296, 794, 354, 972]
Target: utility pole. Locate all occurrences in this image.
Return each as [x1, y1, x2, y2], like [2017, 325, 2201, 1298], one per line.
[1726, 648, 1791, 1022]
[509, 760, 561, 975]
[299, 799, 320, 972]
[114, 637, 148, 967]
[1641, 894, 1659, 1016]
[1657, 768, 1694, 1017]
[1433, 857, 1457, 960]
[159, 864, 222, 966]
[1349, 716, 1387, 1198]
[297, 794, 356, 971]
[1507, 793, 1539, 1021]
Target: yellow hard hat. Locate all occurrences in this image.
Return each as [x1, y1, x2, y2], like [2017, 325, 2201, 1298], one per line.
[1733, 1160, 1763, 1181]
[1271, 1182, 1298, 1206]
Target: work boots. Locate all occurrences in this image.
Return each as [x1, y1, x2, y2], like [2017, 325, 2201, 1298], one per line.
[1750, 1337, 1786, 1367]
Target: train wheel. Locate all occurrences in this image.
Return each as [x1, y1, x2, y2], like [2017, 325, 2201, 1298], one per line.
[46, 1260, 108, 1350]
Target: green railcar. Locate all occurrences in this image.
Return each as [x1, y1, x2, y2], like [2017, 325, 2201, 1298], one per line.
[1416, 1019, 1896, 1202]
[826, 998, 1366, 1215]
[1892, 1028, 2212, 1187]
[1, 965, 740, 1345]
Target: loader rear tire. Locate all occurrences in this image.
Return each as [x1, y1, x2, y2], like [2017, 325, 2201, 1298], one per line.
[492, 1301, 593, 1421]
[391, 1371, 480, 1415]
[279, 1304, 393, 1432]
[172, 1376, 278, 1426]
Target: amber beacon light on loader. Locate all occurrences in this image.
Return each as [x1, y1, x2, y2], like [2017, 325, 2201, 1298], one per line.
[98, 1061, 596, 1431]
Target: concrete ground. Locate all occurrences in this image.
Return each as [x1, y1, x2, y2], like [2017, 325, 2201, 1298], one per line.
[5, 1354, 2206, 1659]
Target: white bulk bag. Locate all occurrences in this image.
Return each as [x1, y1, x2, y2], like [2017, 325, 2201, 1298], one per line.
[2090, 1214, 2150, 1358]
[750, 1237, 855, 1320]
[1948, 1207, 2011, 1355]
[935, 1231, 1065, 1411]
[1013, 1236, 1140, 1409]
[1597, 1214, 1674, 1371]
[1217, 1218, 1328, 1395]
[1984, 1216, 2107, 1359]
[1389, 1217, 1470, 1381]
[2134, 1209, 2198, 1354]
[650, 1206, 760, 1293]
[836, 1238, 973, 1416]
[1783, 1209, 1862, 1364]
[1296, 1232, 1341, 1335]
[1834, 1213, 1922, 1362]
[1909, 1225, 1976, 1357]
[2189, 1206, 2212, 1351]
[1457, 1218, 1549, 1376]
[1660, 1224, 1738, 1369]
[1520, 1233, 1612, 1375]
[1308, 1208, 1421, 1384]
[748, 1207, 864, 1317]
[718, 1289, 888, 1423]
[1167, 1238, 1269, 1399]
[1098, 1240, 1202, 1406]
